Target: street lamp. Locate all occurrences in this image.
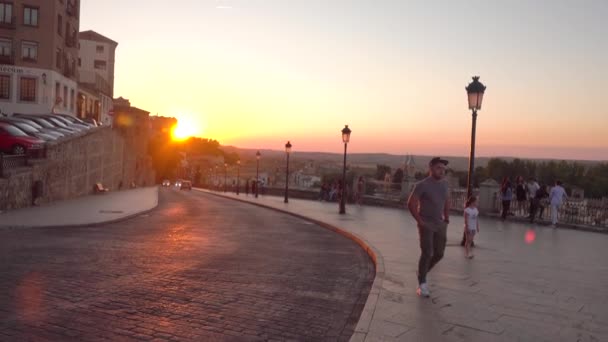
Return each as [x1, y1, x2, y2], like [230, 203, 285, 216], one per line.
[339, 125, 351, 214]
[224, 163, 228, 192]
[284, 141, 292, 203]
[255, 151, 261, 198]
[236, 160, 241, 195]
[465, 76, 486, 199]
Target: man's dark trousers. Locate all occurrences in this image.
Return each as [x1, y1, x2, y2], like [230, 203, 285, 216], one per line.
[418, 222, 447, 284]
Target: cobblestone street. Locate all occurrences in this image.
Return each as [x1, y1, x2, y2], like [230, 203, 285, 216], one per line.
[0, 188, 374, 341]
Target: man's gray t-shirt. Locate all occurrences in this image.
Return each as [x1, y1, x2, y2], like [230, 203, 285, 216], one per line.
[411, 176, 449, 230]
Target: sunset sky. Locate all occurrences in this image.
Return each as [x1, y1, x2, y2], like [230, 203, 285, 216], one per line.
[81, 1, 607, 160]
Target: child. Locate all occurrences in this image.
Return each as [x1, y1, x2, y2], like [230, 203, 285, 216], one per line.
[464, 196, 480, 259]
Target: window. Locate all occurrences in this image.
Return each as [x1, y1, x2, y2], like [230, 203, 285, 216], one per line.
[23, 6, 38, 26]
[22, 41, 37, 62]
[0, 3, 12, 24]
[56, 48, 62, 68]
[0, 38, 11, 56]
[94, 60, 106, 70]
[96, 45, 104, 53]
[0, 74, 10, 99]
[70, 88, 74, 111]
[19, 77, 36, 102]
[57, 14, 62, 36]
[63, 85, 67, 108]
[55, 82, 60, 103]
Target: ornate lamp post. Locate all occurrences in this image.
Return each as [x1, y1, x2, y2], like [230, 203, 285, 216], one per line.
[236, 159, 241, 195]
[339, 125, 351, 214]
[224, 163, 228, 192]
[465, 76, 486, 199]
[284, 141, 292, 203]
[255, 151, 261, 198]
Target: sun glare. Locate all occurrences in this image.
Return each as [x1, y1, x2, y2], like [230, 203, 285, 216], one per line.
[171, 119, 197, 141]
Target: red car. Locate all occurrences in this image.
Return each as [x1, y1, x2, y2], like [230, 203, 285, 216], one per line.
[0, 122, 46, 155]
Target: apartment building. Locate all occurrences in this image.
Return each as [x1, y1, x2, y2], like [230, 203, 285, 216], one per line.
[0, 0, 80, 116]
[77, 30, 117, 125]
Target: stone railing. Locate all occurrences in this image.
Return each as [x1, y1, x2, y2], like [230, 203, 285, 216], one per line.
[0, 154, 28, 178]
[491, 194, 608, 229]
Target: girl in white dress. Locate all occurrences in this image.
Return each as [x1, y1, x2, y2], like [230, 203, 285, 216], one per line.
[464, 196, 480, 259]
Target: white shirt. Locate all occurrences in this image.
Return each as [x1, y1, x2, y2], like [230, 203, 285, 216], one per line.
[464, 207, 479, 231]
[550, 186, 567, 205]
[527, 182, 540, 199]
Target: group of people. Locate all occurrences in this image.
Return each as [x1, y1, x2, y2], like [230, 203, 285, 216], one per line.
[500, 176, 568, 226]
[318, 181, 344, 202]
[319, 176, 366, 204]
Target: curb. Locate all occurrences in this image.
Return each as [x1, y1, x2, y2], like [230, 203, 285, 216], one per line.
[0, 187, 160, 230]
[194, 188, 385, 341]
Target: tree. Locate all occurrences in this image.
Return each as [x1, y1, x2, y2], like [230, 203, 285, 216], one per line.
[393, 168, 404, 184]
[376, 164, 392, 181]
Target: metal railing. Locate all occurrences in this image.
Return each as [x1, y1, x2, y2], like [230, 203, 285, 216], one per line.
[0, 154, 28, 178]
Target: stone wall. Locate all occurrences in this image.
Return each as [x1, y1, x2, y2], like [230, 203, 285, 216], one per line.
[0, 126, 154, 211]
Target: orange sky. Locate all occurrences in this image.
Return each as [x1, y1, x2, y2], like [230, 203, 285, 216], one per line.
[82, 1, 608, 160]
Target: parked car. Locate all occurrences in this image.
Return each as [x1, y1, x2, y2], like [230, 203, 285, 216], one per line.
[55, 114, 95, 128]
[0, 122, 45, 155]
[4, 117, 66, 139]
[14, 116, 76, 136]
[0, 119, 58, 142]
[162, 179, 171, 187]
[180, 180, 192, 190]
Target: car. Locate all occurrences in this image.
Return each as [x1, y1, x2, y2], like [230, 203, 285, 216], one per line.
[0, 122, 45, 155]
[175, 180, 182, 187]
[162, 179, 171, 187]
[55, 114, 95, 128]
[14, 116, 76, 136]
[4, 117, 66, 139]
[180, 180, 192, 190]
[0, 119, 58, 142]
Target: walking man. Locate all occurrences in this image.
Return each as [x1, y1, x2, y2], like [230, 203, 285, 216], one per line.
[407, 157, 450, 298]
[549, 180, 568, 227]
[527, 177, 540, 222]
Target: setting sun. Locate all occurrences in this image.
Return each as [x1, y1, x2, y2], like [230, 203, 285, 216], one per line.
[171, 120, 197, 141]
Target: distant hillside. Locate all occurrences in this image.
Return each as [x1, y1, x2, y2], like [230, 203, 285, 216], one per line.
[220, 146, 603, 172]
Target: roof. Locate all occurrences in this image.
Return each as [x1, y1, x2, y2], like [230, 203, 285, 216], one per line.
[79, 30, 118, 46]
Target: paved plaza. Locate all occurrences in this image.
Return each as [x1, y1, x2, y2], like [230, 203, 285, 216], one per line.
[200, 189, 608, 342]
[0, 189, 374, 341]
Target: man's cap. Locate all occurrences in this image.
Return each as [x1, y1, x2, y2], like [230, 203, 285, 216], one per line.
[429, 157, 449, 167]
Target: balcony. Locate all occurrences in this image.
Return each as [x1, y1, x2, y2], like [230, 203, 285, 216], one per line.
[0, 54, 14, 65]
[67, 1, 79, 18]
[0, 17, 16, 30]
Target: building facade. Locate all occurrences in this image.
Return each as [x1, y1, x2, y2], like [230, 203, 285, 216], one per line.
[0, 0, 80, 116]
[77, 30, 117, 125]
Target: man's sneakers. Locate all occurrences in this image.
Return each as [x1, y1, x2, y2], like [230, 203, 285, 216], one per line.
[417, 283, 430, 297]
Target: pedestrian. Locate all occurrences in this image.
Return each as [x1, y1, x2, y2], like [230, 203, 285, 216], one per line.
[463, 196, 480, 259]
[356, 176, 365, 205]
[526, 177, 540, 221]
[245, 180, 249, 195]
[500, 177, 513, 221]
[407, 157, 450, 298]
[319, 183, 327, 201]
[515, 176, 527, 216]
[532, 184, 549, 223]
[549, 180, 568, 227]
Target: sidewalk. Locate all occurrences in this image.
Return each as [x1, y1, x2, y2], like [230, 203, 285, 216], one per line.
[197, 189, 608, 342]
[0, 186, 158, 228]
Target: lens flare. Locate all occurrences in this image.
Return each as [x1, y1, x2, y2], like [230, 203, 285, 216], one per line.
[525, 229, 536, 244]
